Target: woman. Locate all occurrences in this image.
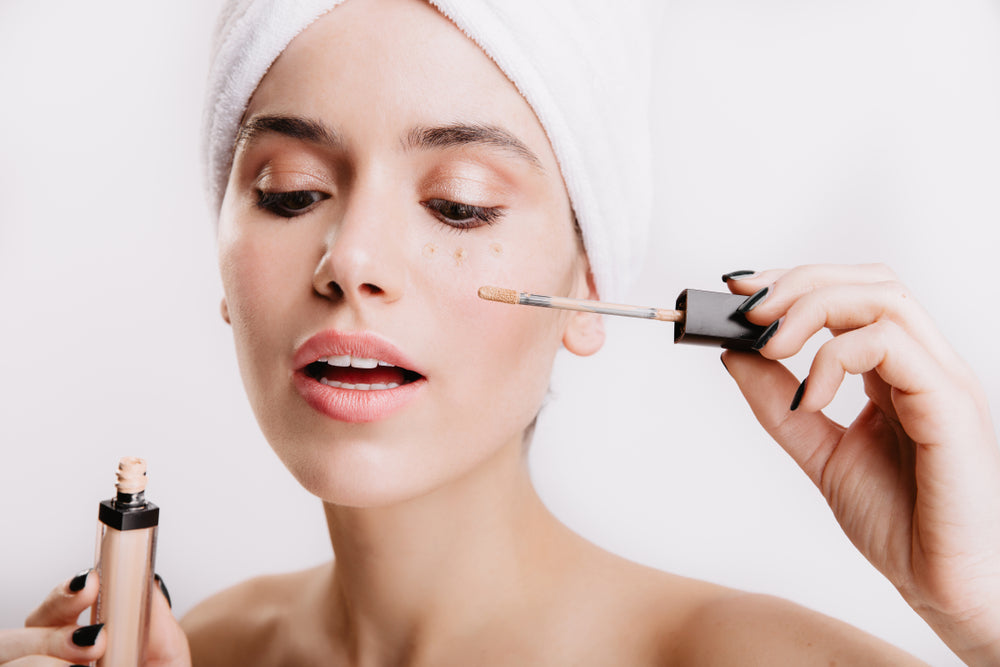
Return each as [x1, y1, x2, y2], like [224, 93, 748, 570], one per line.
[3, 0, 999, 664]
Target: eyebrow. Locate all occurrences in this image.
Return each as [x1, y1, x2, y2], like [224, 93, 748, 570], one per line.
[405, 123, 543, 171]
[235, 114, 543, 171]
[235, 114, 343, 151]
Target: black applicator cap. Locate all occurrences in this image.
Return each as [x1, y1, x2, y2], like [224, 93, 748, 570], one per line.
[673, 289, 767, 350]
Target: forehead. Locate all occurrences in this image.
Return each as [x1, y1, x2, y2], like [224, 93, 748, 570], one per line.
[243, 0, 555, 167]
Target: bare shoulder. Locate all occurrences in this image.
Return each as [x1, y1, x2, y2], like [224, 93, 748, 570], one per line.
[666, 587, 929, 666]
[180, 562, 331, 667]
[562, 546, 926, 666]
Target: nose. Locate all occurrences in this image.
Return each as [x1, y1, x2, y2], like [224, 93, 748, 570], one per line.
[312, 188, 407, 307]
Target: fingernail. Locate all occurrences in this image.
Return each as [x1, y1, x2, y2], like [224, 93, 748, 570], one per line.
[752, 318, 782, 350]
[790, 378, 807, 411]
[68, 568, 90, 593]
[736, 286, 770, 314]
[72, 623, 104, 647]
[154, 573, 172, 609]
[722, 270, 756, 282]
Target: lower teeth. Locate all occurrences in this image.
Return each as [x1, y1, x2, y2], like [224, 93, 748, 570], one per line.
[318, 378, 399, 390]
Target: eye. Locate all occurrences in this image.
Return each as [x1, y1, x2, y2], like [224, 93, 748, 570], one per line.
[255, 190, 329, 218]
[422, 198, 503, 230]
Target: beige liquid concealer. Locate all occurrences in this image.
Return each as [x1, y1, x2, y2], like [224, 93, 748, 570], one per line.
[91, 457, 159, 667]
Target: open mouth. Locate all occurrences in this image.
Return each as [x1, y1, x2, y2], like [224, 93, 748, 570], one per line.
[302, 355, 424, 390]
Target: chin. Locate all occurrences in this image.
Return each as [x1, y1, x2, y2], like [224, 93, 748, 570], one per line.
[269, 434, 473, 509]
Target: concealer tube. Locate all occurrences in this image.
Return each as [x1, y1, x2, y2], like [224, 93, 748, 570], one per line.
[672, 289, 767, 350]
[91, 457, 159, 667]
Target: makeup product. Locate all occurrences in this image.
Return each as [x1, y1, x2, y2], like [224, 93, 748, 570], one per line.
[478, 286, 767, 350]
[92, 457, 159, 667]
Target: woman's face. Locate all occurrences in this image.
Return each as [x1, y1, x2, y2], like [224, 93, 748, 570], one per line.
[217, 0, 601, 507]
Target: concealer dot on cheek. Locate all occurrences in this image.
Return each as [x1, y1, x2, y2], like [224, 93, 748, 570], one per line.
[489, 242, 503, 257]
[453, 247, 467, 266]
[422, 243, 438, 258]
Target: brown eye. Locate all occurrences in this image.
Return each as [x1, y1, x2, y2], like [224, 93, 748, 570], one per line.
[256, 190, 328, 218]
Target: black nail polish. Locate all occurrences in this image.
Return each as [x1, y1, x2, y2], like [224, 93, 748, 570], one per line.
[155, 573, 172, 609]
[736, 286, 770, 314]
[68, 569, 90, 593]
[790, 378, 807, 411]
[721, 270, 756, 282]
[72, 623, 104, 647]
[752, 318, 781, 350]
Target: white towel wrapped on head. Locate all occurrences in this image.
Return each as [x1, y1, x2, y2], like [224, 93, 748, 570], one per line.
[204, 0, 655, 300]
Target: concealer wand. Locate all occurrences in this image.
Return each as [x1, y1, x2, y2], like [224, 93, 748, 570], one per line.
[477, 286, 766, 350]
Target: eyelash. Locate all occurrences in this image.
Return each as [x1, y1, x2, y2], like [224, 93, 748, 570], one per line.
[254, 190, 504, 230]
[421, 198, 504, 230]
[255, 190, 329, 218]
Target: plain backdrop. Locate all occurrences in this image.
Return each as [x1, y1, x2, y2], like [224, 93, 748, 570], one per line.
[2, 2, 999, 665]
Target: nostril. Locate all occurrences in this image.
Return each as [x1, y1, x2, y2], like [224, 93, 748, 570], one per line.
[327, 282, 345, 299]
[360, 283, 384, 296]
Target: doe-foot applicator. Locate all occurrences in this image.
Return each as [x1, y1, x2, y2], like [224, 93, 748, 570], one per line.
[477, 286, 766, 351]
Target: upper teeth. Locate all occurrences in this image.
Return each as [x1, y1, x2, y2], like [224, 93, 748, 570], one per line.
[318, 356, 394, 369]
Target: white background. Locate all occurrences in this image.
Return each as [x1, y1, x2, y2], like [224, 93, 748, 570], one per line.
[1, 2, 998, 664]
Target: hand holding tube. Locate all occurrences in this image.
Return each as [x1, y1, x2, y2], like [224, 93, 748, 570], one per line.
[0, 569, 188, 666]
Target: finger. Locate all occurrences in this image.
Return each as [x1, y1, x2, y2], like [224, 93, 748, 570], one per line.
[722, 268, 787, 295]
[722, 350, 845, 488]
[730, 263, 899, 323]
[796, 320, 980, 445]
[145, 575, 190, 667]
[4, 656, 79, 667]
[24, 571, 98, 628]
[0, 623, 105, 665]
[756, 281, 956, 370]
[860, 369, 899, 424]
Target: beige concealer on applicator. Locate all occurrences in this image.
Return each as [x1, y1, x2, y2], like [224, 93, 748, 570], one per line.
[92, 457, 159, 667]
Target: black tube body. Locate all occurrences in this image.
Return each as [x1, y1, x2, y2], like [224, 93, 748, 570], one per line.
[673, 289, 767, 350]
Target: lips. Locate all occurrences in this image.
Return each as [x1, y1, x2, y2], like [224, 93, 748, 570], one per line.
[292, 330, 426, 423]
[302, 355, 423, 390]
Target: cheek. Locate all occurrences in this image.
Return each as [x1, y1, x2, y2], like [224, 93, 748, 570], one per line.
[421, 236, 577, 367]
[219, 230, 303, 369]
[220, 237, 270, 327]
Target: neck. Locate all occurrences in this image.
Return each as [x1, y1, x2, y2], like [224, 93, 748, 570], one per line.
[320, 438, 573, 665]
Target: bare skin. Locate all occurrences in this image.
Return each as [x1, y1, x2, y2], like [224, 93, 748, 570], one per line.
[182, 474, 921, 667]
[3, 1, 997, 665]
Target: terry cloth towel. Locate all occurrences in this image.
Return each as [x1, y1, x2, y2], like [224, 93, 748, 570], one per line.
[203, 0, 655, 300]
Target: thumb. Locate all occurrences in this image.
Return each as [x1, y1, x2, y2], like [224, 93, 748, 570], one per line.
[145, 575, 190, 667]
[721, 350, 844, 488]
